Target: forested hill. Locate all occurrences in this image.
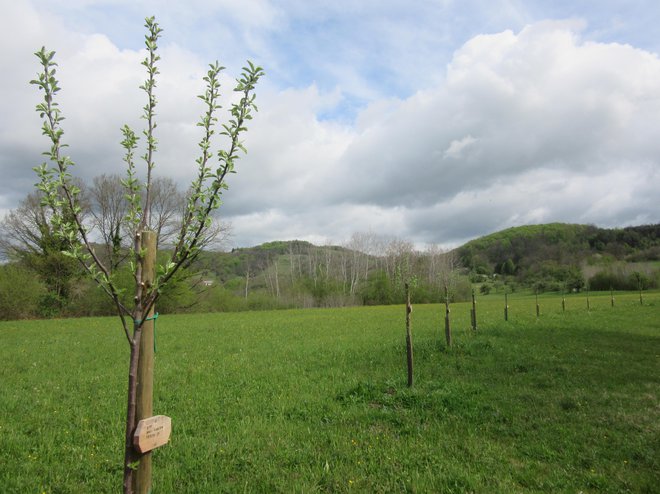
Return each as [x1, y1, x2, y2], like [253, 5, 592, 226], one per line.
[2, 221, 659, 319]
[191, 223, 660, 291]
[457, 222, 660, 276]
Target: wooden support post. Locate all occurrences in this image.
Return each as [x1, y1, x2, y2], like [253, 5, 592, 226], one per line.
[610, 287, 614, 307]
[535, 290, 540, 318]
[405, 283, 413, 388]
[444, 285, 451, 348]
[562, 290, 566, 313]
[504, 291, 509, 321]
[134, 230, 156, 494]
[586, 286, 590, 312]
[470, 289, 477, 331]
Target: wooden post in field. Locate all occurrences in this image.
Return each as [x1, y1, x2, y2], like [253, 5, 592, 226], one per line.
[504, 291, 509, 321]
[135, 231, 157, 494]
[405, 283, 413, 388]
[610, 287, 614, 307]
[535, 290, 540, 318]
[586, 285, 590, 312]
[444, 284, 452, 348]
[562, 290, 566, 313]
[470, 289, 477, 331]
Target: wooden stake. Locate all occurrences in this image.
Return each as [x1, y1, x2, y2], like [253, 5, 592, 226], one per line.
[470, 289, 477, 331]
[405, 283, 413, 388]
[444, 285, 451, 347]
[504, 291, 509, 321]
[610, 287, 614, 307]
[134, 231, 156, 494]
[535, 290, 540, 318]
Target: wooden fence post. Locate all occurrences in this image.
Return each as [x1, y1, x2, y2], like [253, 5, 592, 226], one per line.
[562, 290, 566, 313]
[504, 291, 509, 321]
[444, 285, 452, 348]
[134, 230, 156, 494]
[586, 285, 591, 312]
[610, 287, 614, 307]
[535, 290, 540, 318]
[405, 283, 413, 388]
[445, 284, 451, 348]
[470, 289, 477, 331]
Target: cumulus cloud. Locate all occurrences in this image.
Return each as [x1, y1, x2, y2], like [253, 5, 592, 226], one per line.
[0, 2, 246, 202]
[331, 21, 660, 205]
[286, 21, 660, 245]
[1, 3, 659, 250]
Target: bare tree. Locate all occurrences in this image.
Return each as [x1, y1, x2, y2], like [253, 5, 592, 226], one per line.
[244, 258, 251, 299]
[385, 237, 415, 293]
[89, 174, 231, 271]
[0, 192, 49, 259]
[148, 176, 184, 247]
[0, 191, 81, 307]
[439, 250, 458, 295]
[345, 232, 375, 295]
[425, 243, 444, 286]
[89, 174, 129, 270]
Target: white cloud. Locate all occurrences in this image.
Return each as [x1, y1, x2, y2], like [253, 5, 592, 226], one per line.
[0, 3, 658, 249]
[444, 136, 478, 159]
[226, 20, 660, 245]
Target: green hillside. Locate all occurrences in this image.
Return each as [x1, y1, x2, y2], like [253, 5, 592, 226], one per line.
[2, 222, 659, 320]
[458, 223, 660, 292]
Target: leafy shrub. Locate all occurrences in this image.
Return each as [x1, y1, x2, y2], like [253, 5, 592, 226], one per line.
[360, 271, 395, 306]
[589, 269, 658, 291]
[0, 264, 46, 320]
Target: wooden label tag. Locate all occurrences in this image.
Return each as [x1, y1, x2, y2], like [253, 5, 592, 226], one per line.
[133, 415, 172, 453]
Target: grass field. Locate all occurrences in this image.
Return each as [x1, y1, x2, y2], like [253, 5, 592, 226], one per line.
[0, 292, 658, 493]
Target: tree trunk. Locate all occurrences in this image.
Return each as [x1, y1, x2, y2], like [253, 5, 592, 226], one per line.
[123, 230, 157, 494]
[273, 259, 280, 298]
[244, 265, 250, 299]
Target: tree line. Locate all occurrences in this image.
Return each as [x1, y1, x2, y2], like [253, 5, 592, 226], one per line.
[0, 184, 470, 319]
[4, 190, 657, 321]
[192, 233, 470, 311]
[0, 174, 226, 319]
[459, 222, 660, 293]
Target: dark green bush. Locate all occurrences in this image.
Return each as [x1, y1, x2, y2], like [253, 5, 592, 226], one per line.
[0, 264, 46, 320]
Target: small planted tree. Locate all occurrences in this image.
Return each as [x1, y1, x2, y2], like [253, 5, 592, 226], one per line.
[405, 282, 413, 387]
[30, 17, 263, 493]
[444, 284, 452, 347]
[438, 250, 456, 348]
[470, 288, 477, 331]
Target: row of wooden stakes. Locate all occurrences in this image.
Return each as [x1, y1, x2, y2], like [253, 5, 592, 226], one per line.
[402, 285, 647, 388]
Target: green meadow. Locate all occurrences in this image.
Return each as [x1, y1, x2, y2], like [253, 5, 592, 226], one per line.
[0, 292, 658, 493]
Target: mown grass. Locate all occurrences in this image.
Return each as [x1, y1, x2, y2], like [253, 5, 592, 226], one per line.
[0, 292, 658, 493]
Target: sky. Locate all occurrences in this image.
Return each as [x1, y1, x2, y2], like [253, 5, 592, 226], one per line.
[1, 0, 659, 250]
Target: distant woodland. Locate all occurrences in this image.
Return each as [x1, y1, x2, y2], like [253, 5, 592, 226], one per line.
[1, 221, 659, 320]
